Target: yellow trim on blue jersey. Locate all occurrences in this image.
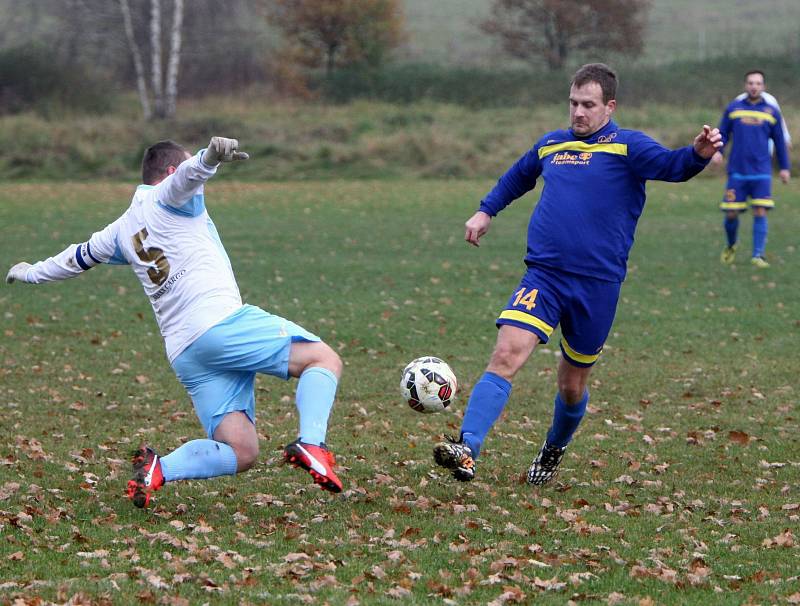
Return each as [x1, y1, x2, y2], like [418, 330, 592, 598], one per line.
[750, 198, 775, 207]
[497, 310, 554, 336]
[728, 110, 777, 125]
[538, 142, 628, 160]
[561, 338, 601, 364]
[720, 201, 747, 210]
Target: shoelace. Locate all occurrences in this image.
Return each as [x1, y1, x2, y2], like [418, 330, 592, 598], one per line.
[540, 445, 562, 468]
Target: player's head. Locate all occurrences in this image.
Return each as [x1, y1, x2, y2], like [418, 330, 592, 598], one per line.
[569, 63, 617, 137]
[142, 140, 191, 185]
[744, 70, 765, 101]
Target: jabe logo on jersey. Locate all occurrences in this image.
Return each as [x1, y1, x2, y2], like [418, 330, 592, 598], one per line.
[597, 132, 617, 143]
[551, 151, 592, 166]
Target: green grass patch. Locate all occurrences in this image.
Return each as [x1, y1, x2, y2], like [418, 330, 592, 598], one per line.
[1, 178, 799, 603]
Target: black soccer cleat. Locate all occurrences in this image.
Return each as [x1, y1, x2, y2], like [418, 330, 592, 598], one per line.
[433, 435, 476, 482]
[526, 441, 566, 486]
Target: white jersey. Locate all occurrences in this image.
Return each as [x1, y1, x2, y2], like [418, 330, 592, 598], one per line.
[25, 151, 243, 362]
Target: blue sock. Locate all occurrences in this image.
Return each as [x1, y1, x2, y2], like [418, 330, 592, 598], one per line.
[546, 391, 589, 448]
[724, 216, 739, 248]
[160, 439, 238, 482]
[460, 371, 512, 459]
[752, 215, 768, 257]
[296, 367, 338, 445]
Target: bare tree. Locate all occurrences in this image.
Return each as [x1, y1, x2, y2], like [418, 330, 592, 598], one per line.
[119, 0, 151, 119]
[481, 0, 650, 70]
[118, 0, 185, 120]
[164, 0, 184, 118]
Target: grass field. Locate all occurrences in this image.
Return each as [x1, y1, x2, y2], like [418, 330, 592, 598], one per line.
[1, 177, 799, 604]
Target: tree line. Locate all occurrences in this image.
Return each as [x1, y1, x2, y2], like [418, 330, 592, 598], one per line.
[0, 0, 649, 119]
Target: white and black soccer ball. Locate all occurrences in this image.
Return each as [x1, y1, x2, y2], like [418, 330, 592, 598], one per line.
[400, 356, 457, 413]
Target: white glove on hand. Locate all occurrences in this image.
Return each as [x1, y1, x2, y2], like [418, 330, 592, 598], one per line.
[202, 137, 249, 165]
[6, 262, 32, 284]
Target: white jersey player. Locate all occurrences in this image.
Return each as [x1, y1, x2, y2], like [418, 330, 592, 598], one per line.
[6, 137, 345, 507]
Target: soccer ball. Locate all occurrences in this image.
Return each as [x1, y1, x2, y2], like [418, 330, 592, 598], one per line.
[400, 356, 457, 413]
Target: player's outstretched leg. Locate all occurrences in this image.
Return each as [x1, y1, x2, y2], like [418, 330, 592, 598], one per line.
[283, 439, 342, 493]
[433, 435, 476, 481]
[127, 446, 164, 508]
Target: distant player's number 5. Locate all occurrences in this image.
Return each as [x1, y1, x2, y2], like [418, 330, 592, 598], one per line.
[512, 287, 538, 310]
[131, 228, 170, 286]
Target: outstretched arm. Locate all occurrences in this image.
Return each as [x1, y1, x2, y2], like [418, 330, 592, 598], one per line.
[5, 217, 127, 285]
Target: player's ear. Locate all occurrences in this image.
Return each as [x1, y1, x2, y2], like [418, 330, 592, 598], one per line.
[607, 99, 617, 113]
[166, 165, 178, 176]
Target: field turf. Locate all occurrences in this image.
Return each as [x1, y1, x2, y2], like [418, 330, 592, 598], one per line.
[1, 177, 798, 604]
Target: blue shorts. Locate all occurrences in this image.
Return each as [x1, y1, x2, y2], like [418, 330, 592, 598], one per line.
[171, 304, 320, 438]
[496, 264, 621, 367]
[720, 175, 773, 211]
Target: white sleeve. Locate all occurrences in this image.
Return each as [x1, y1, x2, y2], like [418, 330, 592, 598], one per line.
[763, 93, 791, 145]
[153, 150, 218, 214]
[25, 217, 128, 284]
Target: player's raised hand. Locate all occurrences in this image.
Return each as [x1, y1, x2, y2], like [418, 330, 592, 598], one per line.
[202, 137, 249, 165]
[5, 262, 32, 284]
[465, 211, 492, 247]
[693, 125, 723, 159]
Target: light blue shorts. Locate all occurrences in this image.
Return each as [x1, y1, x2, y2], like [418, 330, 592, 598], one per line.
[171, 304, 320, 438]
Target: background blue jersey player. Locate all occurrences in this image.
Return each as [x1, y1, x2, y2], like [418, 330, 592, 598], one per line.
[713, 70, 791, 268]
[433, 63, 722, 486]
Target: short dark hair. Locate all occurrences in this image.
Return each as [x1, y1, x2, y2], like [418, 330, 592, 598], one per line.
[141, 140, 188, 184]
[571, 63, 617, 104]
[744, 70, 765, 81]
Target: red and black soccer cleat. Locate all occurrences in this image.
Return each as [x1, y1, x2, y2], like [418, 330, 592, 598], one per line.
[127, 446, 164, 508]
[283, 439, 343, 493]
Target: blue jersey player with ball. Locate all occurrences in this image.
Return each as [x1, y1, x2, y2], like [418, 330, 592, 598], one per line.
[434, 63, 722, 485]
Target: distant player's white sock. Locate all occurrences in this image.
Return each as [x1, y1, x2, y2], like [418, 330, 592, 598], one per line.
[295, 367, 338, 445]
[160, 439, 238, 481]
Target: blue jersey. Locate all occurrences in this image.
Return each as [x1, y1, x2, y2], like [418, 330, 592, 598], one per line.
[719, 97, 789, 176]
[479, 120, 709, 282]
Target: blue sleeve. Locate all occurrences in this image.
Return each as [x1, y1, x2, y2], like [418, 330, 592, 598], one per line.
[771, 109, 790, 170]
[627, 132, 710, 182]
[479, 146, 543, 216]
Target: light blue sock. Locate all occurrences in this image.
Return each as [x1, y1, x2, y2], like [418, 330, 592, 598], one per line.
[159, 439, 238, 482]
[460, 371, 512, 459]
[724, 216, 739, 248]
[296, 367, 338, 445]
[752, 215, 768, 258]
[546, 391, 589, 448]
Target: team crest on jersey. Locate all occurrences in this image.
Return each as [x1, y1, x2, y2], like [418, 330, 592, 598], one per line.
[551, 151, 591, 166]
[597, 132, 617, 143]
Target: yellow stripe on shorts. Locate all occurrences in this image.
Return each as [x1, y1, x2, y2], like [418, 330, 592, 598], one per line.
[497, 310, 554, 337]
[561, 338, 601, 365]
[720, 202, 747, 210]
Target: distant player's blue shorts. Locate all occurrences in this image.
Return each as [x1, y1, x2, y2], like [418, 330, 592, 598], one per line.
[720, 174, 774, 211]
[496, 264, 621, 367]
[171, 304, 320, 438]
